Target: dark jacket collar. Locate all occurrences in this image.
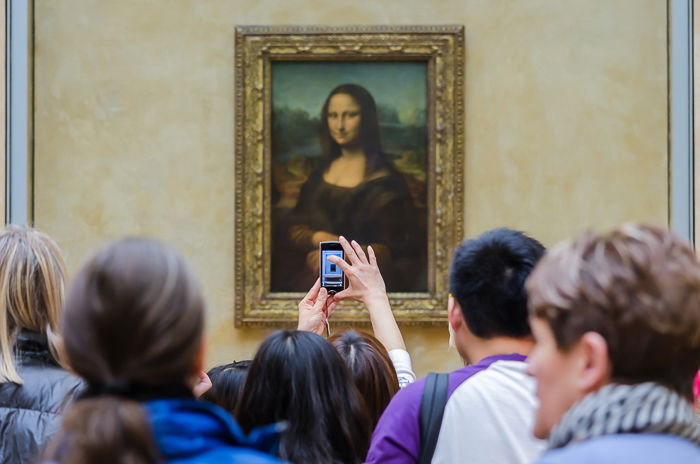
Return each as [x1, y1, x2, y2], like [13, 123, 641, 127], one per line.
[15, 329, 58, 366]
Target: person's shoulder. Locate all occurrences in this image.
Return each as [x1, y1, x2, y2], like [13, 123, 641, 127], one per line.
[446, 355, 526, 387]
[382, 375, 427, 414]
[449, 359, 535, 402]
[357, 169, 412, 207]
[441, 359, 539, 435]
[376, 367, 469, 428]
[370, 375, 428, 442]
[145, 399, 286, 464]
[535, 434, 700, 464]
[300, 164, 326, 185]
[173, 447, 285, 464]
[363, 164, 406, 186]
[434, 360, 544, 462]
[0, 363, 82, 415]
[364, 377, 427, 463]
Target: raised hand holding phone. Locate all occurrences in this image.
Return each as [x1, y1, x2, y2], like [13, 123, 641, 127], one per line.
[327, 236, 406, 351]
[327, 237, 386, 302]
[297, 278, 333, 335]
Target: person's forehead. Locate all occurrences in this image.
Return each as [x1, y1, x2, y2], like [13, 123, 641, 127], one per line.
[329, 93, 359, 107]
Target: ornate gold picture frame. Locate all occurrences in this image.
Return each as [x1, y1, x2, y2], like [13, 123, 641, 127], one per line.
[234, 25, 464, 327]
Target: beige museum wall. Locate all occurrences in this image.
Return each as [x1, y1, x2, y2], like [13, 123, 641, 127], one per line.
[33, 0, 668, 376]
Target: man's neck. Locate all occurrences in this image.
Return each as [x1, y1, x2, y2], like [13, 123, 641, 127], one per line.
[463, 336, 534, 365]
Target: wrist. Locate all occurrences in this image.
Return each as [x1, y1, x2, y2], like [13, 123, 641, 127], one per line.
[365, 291, 390, 309]
[298, 319, 313, 332]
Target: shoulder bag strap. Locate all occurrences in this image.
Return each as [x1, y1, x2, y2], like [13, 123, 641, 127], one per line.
[417, 372, 449, 464]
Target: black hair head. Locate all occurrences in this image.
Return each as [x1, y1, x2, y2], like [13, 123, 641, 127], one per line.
[237, 331, 370, 464]
[449, 228, 545, 338]
[200, 360, 251, 414]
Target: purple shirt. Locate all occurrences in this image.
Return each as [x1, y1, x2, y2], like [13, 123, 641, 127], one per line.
[364, 353, 528, 464]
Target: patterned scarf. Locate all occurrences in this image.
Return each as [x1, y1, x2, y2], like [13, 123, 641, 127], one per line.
[548, 382, 700, 450]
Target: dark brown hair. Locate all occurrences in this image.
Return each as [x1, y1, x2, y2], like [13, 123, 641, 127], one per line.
[329, 330, 399, 429]
[527, 224, 700, 397]
[43, 238, 205, 464]
[320, 83, 391, 176]
[237, 330, 371, 464]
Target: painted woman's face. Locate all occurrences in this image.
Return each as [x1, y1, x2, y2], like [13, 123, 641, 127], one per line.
[327, 93, 361, 147]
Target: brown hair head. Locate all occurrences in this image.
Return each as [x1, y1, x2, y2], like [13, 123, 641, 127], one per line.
[329, 330, 399, 429]
[45, 238, 205, 464]
[0, 224, 67, 384]
[527, 224, 700, 396]
[61, 238, 204, 385]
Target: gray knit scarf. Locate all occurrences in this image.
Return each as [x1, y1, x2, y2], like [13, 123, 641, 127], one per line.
[548, 382, 700, 450]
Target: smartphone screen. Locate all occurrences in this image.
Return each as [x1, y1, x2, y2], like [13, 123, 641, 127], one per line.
[320, 241, 344, 292]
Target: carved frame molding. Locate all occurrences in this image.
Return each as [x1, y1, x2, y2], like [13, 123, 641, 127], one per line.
[234, 25, 465, 327]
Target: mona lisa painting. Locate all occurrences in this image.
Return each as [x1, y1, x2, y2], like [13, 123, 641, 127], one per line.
[270, 62, 428, 293]
[235, 26, 464, 326]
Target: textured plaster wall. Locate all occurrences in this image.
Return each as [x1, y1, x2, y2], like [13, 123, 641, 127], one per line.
[33, 0, 668, 376]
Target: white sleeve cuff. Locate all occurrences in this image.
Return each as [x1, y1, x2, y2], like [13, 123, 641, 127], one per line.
[388, 348, 417, 388]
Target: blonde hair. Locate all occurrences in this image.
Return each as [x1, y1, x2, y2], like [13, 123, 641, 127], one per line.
[0, 225, 67, 384]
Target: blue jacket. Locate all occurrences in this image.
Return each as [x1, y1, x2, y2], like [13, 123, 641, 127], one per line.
[145, 398, 285, 464]
[535, 434, 700, 464]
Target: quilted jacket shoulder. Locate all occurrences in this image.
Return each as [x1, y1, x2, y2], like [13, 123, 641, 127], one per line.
[0, 331, 82, 464]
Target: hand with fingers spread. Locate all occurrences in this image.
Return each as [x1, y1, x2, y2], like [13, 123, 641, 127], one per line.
[328, 236, 406, 352]
[327, 236, 387, 304]
[297, 278, 334, 335]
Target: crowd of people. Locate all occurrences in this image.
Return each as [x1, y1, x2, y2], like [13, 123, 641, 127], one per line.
[0, 223, 699, 463]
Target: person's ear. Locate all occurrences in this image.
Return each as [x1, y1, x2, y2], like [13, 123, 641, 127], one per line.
[448, 296, 464, 333]
[192, 335, 207, 376]
[575, 331, 612, 393]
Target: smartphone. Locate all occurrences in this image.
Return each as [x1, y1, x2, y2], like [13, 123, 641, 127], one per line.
[319, 241, 345, 295]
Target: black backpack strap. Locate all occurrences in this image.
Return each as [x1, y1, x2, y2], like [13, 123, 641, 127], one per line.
[417, 372, 449, 464]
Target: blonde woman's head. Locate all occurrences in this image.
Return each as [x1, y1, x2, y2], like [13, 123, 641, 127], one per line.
[0, 225, 67, 383]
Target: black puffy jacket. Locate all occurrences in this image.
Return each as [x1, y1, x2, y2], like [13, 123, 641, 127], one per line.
[0, 330, 82, 464]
